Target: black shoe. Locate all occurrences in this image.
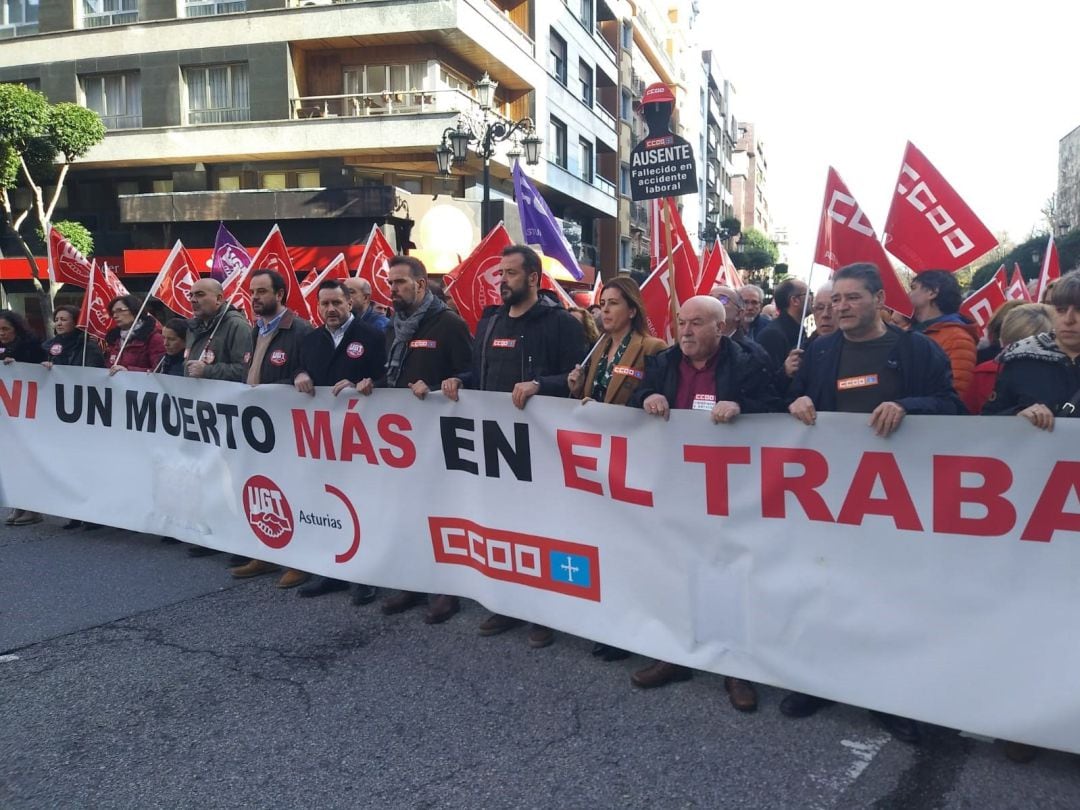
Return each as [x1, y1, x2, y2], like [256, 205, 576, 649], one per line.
[298, 577, 350, 599]
[62, 519, 83, 530]
[870, 711, 922, 745]
[779, 692, 835, 718]
[350, 584, 378, 605]
[227, 555, 249, 566]
[160, 536, 181, 545]
[82, 522, 102, 532]
[187, 546, 221, 558]
[590, 642, 630, 661]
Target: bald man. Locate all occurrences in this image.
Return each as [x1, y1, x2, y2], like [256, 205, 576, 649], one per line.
[185, 278, 252, 381]
[627, 295, 780, 708]
[344, 277, 391, 332]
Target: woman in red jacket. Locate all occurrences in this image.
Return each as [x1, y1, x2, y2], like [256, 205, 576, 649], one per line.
[104, 294, 166, 374]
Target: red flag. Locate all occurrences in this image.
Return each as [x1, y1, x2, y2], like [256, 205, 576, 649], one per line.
[48, 228, 94, 287]
[222, 265, 253, 323]
[960, 268, 1008, 336]
[649, 199, 701, 290]
[250, 226, 309, 320]
[150, 241, 199, 318]
[814, 167, 913, 317]
[76, 262, 114, 341]
[1007, 265, 1032, 302]
[1036, 235, 1061, 302]
[640, 254, 679, 342]
[883, 142, 997, 272]
[540, 270, 575, 309]
[444, 224, 513, 333]
[696, 238, 723, 295]
[301, 254, 350, 327]
[355, 224, 395, 308]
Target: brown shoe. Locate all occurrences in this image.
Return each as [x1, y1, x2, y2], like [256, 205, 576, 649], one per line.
[478, 613, 523, 636]
[527, 624, 555, 649]
[381, 590, 426, 615]
[631, 660, 692, 689]
[424, 595, 460, 625]
[1003, 741, 1039, 763]
[230, 559, 281, 579]
[276, 569, 311, 589]
[724, 677, 758, 712]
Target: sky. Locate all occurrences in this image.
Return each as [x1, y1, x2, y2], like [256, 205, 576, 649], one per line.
[699, 0, 1078, 279]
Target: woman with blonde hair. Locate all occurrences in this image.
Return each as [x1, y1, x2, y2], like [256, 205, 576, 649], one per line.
[965, 304, 1052, 414]
[569, 305, 600, 345]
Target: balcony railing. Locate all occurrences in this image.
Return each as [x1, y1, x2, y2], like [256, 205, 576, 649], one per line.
[595, 104, 616, 131]
[291, 88, 477, 120]
[185, 0, 246, 16]
[594, 174, 616, 198]
[0, 22, 38, 38]
[189, 106, 250, 125]
[83, 8, 138, 27]
[101, 113, 142, 129]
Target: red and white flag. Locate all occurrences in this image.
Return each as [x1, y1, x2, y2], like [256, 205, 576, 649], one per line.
[1007, 265, 1032, 302]
[1036, 235, 1061, 302]
[301, 253, 350, 327]
[48, 228, 94, 287]
[960, 267, 1008, 336]
[540, 270, 575, 310]
[250, 225, 309, 320]
[814, 167, 913, 317]
[883, 142, 997, 272]
[650, 198, 701, 290]
[149, 240, 199, 318]
[444, 223, 513, 334]
[222, 265, 254, 323]
[355, 224, 395, 309]
[76, 262, 114, 340]
[640, 237, 697, 343]
[697, 238, 742, 295]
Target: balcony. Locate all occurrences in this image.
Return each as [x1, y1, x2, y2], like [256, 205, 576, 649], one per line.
[185, 0, 246, 16]
[0, 22, 37, 38]
[101, 113, 142, 129]
[82, 0, 138, 28]
[292, 87, 475, 120]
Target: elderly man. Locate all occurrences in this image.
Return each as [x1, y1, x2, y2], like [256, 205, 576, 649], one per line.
[185, 278, 252, 381]
[628, 295, 779, 711]
[738, 284, 770, 341]
[810, 281, 836, 339]
[344, 277, 391, 332]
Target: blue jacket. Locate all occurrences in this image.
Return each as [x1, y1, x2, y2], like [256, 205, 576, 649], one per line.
[788, 324, 966, 415]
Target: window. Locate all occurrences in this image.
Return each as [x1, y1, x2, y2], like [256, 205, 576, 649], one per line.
[620, 238, 631, 269]
[184, 0, 245, 17]
[185, 64, 249, 125]
[216, 175, 242, 191]
[621, 20, 632, 49]
[396, 175, 423, 194]
[0, 0, 38, 37]
[619, 163, 630, 196]
[296, 170, 321, 188]
[260, 172, 287, 190]
[578, 60, 592, 107]
[81, 72, 141, 129]
[620, 89, 631, 122]
[579, 138, 593, 183]
[82, 0, 137, 28]
[549, 30, 567, 85]
[116, 180, 139, 196]
[579, 0, 592, 29]
[549, 116, 567, 169]
[152, 179, 173, 193]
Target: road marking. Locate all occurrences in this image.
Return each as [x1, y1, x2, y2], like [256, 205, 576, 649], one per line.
[840, 734, 891, 781]
[0, 654, 20, 663]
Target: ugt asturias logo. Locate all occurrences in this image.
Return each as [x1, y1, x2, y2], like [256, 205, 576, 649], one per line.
[243, 475, 294, 549]
[428, 517, 601, 602]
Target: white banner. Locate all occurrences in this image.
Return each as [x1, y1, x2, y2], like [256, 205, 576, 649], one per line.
[2, 365, 1079, 753]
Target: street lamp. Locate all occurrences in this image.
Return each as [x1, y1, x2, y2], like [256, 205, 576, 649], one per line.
[434, 73, 543, 235]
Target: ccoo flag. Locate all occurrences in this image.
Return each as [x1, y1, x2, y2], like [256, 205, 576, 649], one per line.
[512, 162, 584, 280]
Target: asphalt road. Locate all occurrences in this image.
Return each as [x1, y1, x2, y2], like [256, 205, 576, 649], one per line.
[3, 519, 1079, 809]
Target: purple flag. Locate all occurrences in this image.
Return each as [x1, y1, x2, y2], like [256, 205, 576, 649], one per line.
[211, 223, 251, 282]
[512, 162, 584, 280]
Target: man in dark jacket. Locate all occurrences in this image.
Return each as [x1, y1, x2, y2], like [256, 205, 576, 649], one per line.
[292, 279, 386, 603]
[344, 277, 391, 332]
[628, 294, 778, 712]
[780, 262, 964, 745]
[368, 254, 472, 624]
[185, 279, 252, 382]
[755, 277, 809, 370]
[441, 244, 587, 648]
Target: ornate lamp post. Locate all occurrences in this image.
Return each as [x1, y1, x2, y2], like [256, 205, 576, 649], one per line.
[434, 72, 543, 235]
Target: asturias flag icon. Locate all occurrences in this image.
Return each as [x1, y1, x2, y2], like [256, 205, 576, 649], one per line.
[549, 551, 592, 589]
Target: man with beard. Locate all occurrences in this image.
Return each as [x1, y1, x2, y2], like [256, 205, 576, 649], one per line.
[362, 255, 473, 624]
[441, 244, 587, 648]
[290, 280, 386, 604]
[185, 278, 252, 381]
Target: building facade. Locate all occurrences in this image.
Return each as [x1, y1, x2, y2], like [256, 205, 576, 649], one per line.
[1058, 124, 1080, 237]
[697, 49, 736, 245]
[730, 120, 769, 236]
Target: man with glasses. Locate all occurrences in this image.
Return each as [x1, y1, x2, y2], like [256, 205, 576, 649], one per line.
[738, 284, 770, 341]
[185, 278, 252, 382]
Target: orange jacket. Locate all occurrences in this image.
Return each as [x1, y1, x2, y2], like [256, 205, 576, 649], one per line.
[923, 317, 979, 396]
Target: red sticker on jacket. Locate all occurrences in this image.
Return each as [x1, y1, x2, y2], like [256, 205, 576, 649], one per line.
[612, 365, 643, 380]
[410, 339, 437, 349]
[492, 338, 517, 348]
[49, 343, 63, 356]
[269, 349, 288, 366]
[346, 341, 365, 359]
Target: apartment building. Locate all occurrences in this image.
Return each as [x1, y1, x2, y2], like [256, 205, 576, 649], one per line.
[0, 0, 619, 276]
[698, 48, 737, 243]
[731, 120, 770, 235]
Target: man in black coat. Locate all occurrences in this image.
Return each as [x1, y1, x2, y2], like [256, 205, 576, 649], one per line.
[441, 244, 587, 649]
[756, 277, 809, 370]
[292, 279, 386, 602]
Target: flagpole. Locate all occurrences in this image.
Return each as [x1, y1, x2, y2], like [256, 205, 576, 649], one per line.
[663, 199, 677, 342]
[113, 249, 172, 364]
[81, 260, 96, 367]
[795, 263, 815, 351]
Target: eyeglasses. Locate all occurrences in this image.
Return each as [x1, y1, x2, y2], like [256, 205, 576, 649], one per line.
[111, 307, 131, 315]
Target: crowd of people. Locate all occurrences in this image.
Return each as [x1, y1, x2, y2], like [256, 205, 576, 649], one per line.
[3, 245, 1078, 762]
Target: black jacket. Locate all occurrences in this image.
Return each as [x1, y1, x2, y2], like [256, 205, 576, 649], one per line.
[42, 331, 104, 367]
[0, 334, 46, 364]
[384, 308, 472, 389]
[982, 332, 1080, 416]
[298, 316, 387, 387]
[756, 310, 805, 370]
[630, 338, 782, 413]
[245, 309, 314, 385]
[789, 324, 966, 414]
[158, 353, 186, 376]
[460, 294, 586, 395]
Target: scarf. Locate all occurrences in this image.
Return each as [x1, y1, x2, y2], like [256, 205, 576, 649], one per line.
[386, 290, 445, 387]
